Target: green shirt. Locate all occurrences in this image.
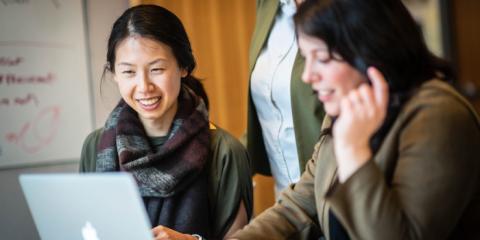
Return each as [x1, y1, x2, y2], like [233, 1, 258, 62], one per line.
[80, 127, 253, 238]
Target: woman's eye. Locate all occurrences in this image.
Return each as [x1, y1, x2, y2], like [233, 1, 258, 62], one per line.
[151, 68, 164, 73]
[122, 70, 135, 75]
[316, 55, 332, 64]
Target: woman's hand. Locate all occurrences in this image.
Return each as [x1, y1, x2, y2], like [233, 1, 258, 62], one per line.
[152, 225, 197, 240]
[333, 67, 389, 182]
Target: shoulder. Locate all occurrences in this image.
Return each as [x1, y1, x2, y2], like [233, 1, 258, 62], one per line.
[256, 0, 278, 10]
[80, 128, 104, 172]
[393, 79, 480, 156]
[208, 125, 252, 186]
[82, 128, 103, 153]
[210, 127, 249, 157]
[209, 126, 251, 174]
[84, 128, 103, 145]
[401, 80, 480, 126]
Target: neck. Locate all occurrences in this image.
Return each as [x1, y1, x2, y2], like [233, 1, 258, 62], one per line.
[295, 0, 303, 6]
[140, 103, 177, 137]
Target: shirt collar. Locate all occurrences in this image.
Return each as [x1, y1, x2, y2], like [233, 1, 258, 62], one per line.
[280, 0, 293, 6]
[280, 0, 297, 15]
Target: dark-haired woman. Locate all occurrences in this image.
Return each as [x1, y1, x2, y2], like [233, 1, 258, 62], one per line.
[232, 0, 480, 239]
[80, 5, 252, 240]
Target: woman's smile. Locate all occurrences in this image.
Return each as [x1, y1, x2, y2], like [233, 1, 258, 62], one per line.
[136, 96, 162, 111]
[317, 88, 335, 102]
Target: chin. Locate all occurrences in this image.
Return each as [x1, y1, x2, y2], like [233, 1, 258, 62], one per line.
[324, 106, 340, 117]
[138, 110, 163, 120]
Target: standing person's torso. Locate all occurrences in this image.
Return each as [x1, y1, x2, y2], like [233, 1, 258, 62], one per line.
[251, 0, 300, 195]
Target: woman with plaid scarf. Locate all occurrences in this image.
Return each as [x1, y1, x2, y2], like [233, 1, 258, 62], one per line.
[80, 5, 252, 240]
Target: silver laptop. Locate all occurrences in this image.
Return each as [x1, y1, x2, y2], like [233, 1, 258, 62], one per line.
[19, 173, 153, 240]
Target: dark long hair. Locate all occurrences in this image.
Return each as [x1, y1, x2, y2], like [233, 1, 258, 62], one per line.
[295, 0, 453, 153]
[102, 4, 209, 109]
[295, 1, 455, 238]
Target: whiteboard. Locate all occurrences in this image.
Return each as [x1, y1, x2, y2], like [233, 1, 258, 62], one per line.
[0, 0, 93, 168]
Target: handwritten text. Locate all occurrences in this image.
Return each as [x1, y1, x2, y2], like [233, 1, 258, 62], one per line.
[0, 57, 23, 67]
[0, 72, 55, 85]
[0, 93, 39, 107]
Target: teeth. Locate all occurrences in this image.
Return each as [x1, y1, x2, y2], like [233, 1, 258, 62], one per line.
[318, 89, 333, 96]
[137, 97, 160, 106]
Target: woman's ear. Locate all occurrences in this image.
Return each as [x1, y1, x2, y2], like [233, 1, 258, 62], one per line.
[181, 68, 188, 78]
[105, 63, 118, 83]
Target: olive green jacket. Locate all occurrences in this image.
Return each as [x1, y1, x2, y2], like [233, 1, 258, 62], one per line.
[247, 0, 325, 176]
[234, 80, 480, 239]
[80, 127, 253, 239]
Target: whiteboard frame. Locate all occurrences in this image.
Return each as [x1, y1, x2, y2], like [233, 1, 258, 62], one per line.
[0, 0, 95, 169]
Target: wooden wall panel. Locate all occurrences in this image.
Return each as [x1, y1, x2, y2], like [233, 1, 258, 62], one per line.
[452, 0, 480, 111]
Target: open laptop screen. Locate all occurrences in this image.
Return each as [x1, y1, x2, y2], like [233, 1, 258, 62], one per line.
[19, 173, 153, 240]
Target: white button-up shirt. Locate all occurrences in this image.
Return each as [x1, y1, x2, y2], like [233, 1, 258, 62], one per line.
[251, 0, 300, 197]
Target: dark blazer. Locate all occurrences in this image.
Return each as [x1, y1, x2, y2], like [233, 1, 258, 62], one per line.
[247, 0, 325, 175]
[235, 80, 480, 239]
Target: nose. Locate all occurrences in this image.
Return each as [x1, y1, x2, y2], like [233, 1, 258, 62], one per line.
[301, 56, 317, 84]
[137, 72, 153, 93]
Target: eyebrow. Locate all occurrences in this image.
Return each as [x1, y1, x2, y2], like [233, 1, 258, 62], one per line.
[117, 62, 133, 67]
[300, 48, 327, 57]
[116, 58, 168, 67]
[148, 58, 168, 65]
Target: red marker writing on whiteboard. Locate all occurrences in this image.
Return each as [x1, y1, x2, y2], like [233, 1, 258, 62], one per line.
[5, 106, 60, 154]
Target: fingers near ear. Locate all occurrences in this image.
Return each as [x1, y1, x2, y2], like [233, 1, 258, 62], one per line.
[340, 96, 353, 116]
[358, 84, 375, 115]
[367, 67, 389, 109]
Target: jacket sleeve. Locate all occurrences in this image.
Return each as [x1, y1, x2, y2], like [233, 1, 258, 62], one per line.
[232, 143, 323, 239]
[326, 98, 480, 240]
[79, 129, 102, 172]
[208, 128, 254, 239]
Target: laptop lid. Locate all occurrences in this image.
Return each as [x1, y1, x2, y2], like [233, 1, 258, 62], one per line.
[19, 173, 153, 240]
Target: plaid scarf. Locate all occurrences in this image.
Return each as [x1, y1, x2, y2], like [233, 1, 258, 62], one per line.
[95, 86, 211, 236]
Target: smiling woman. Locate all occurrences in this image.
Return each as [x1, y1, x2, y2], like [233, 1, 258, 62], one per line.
[113, 37, 185, 137]
[232, 0, 480, 239]
[298, 32, 367, 117]
[80, 5, 252, 240]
